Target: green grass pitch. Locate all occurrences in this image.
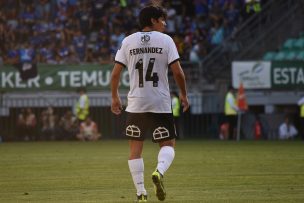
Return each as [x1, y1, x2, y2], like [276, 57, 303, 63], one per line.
[0, 140, 304, 203]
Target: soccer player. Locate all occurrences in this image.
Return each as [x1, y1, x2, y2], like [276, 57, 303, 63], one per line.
[111, 5, 189, 202]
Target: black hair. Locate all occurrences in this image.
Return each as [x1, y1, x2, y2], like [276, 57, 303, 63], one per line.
[77, 87, 86, 93]
[139, 5, 167, 29]
[228, 85, 234, 91]
[171, 91, 178, 97]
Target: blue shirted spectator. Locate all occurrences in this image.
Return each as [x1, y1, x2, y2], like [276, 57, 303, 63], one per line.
[210, 22, 224, 46]
[40, 44, 57, 64]
[224, 3, 240, 27]
[72, 30, 87, 62]
[194, 0, 209, 17]
[75, 4, 92, 35]
[20, 5, 36, 25]
[56, 41, 70, 63]
[19, 43, 35, 63]
[8, 49, 19, 59]
[6, 44, 19, 64]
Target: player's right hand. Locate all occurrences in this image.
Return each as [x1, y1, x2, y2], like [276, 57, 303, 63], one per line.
[111, 97, 123, 115]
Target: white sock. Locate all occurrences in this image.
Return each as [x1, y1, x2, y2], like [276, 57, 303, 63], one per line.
[157, 146, 175, 175]
[128, 158, 147, 196]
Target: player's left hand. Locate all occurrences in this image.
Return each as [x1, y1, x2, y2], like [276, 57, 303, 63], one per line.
[180, 94, 189, 112]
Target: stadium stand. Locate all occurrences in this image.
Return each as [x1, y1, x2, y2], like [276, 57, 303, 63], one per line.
[0, 0, 247, 65]
[199, 0, 304, 83]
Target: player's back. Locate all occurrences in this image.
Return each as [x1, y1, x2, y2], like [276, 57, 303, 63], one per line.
[115, 31, 179, 113]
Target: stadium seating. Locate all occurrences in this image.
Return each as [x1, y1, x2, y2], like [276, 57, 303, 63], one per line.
[282, 38, 297, 50]
[273, 51, 287, 60]
[296, 50, 304, 60]
[263, 52, 276, 60]
[294, 38, 304, 50]
[285, 51, 298, 60]
[263, 33, 304, 61]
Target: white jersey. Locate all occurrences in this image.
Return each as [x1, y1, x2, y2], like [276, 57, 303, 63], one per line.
[115, 31, 180, 113]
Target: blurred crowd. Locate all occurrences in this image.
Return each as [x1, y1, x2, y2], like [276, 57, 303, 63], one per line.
[0, 0, 250, 66]
[16, 106, 101, 141]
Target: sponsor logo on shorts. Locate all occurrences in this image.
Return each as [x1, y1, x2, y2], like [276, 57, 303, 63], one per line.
[153, 127, 169, 140]
[126, 125, 141, 138]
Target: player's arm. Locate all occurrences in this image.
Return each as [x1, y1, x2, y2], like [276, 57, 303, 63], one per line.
[110, 63, 124, 115]
[170, 61, 189, 112]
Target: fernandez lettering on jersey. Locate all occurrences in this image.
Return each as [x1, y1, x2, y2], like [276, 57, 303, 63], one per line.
[129, 47, 163, 56]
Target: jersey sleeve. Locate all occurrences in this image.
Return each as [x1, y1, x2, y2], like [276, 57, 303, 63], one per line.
[167, 36, 180, 66]
[115, 39, 127, 67]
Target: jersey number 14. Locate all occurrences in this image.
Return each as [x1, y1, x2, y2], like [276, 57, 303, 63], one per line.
[135, 58, 159, 87]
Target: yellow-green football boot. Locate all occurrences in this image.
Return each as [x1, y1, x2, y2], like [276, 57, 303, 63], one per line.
[152, 170, 166, 201]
